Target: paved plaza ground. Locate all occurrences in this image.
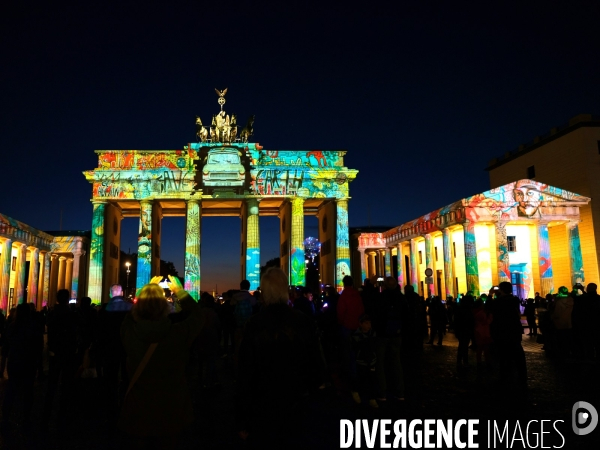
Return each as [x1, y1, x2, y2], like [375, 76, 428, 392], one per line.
[0, 327, 598, 449]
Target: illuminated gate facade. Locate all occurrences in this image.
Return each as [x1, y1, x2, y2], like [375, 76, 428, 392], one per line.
[83, 95, 358, 302]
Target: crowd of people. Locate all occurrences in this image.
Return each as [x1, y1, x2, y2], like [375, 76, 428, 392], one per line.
[0, 271, 598, 448]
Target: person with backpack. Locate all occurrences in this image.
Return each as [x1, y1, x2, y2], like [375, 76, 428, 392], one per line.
[373, 277, 407, 402]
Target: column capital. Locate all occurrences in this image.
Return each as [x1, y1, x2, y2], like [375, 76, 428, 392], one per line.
[91, 199, 108, 205]
[59, 256, 67, 261]
[140, 199, 154, 206]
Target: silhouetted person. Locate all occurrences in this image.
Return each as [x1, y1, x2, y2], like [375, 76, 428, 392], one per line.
[195, 292, 221, 388]
[0, 308, 16, 378]
[551, 286, 574, 359]
[97, 284, 132, 421]
[43, 288, 82, 431]
[524, 298, 537, 335]
[293, 286, 315, 317]
[351, 314, 378, 407]
[1, 303, 38, 430]
[120, 276, 204, 449]
[404, 285, 426, 352]
[373, 277, 407, 401]
[454, 294, 475, 369]
[236, 268, 323, 447]
[489, 281, 527, 392]
[427, 297, 447, 345]
[337, 276, 365, 387]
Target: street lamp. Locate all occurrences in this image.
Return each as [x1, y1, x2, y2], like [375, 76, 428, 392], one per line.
[126, 262, 131, 296]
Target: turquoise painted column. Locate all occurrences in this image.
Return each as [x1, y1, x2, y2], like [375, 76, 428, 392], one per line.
[536, 223, 554, 295]
[184, 199, 201, 301]
[88, 201, 106, 304]
[290, 197, 306, 286]
[70, 246, 83, 300]
[463, 221, 480, 296]
[425, 234, 434, 296]
[15, 244, 27, 304]
[384, 247, 391, 277]
[359, 249, 367, 284]
[28, 248, 40, 304]
[246, 198, 261, 290]
[410, 238, 418, 292]
[396, 243, 404, 287]
[136, 200, 153, 288]
[495, 221, 511, 283]
[0, 239, 12, 311]
[335, 199, 351, 290]
[568, 221, 584, 286]
[442, 228, 455, 298]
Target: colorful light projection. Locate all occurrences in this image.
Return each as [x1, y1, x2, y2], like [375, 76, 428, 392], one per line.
[537, 224, 554, 294]
[290, 198, 305, 286]
[88, 202, 106, 304]
[85, 150, 198, 200]
[442, 229, 454, 298]
[184, 199, 201, 300]
[495, 222, 510, 282]
[384, 249, 391, 278]
[0, 239, 12, 310]
[136, 201, 153, 288]
[246, 199, 261, 290]
[396, 244, 404, 287]
[15, 244, 26, 304]
[43, 253, 50, 306]
[28, 248, 39, 303]
[568, 222, 584, 285]
[463, 223, 480, 296]
[336, 200, 351, 290]
[410, 239, 418, 292]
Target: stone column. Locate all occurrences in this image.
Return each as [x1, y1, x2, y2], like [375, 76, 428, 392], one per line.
[409, 239, 418, 292]
[396, 243, 404, 287]
[136, 200, 153, 288]
[358, 249, 366, 283]
[442, 228, 454, 298]
[536, 223, 554, 296]
[0, 239, 12, 311]
[57, 256, 67, 290]
[567, 221, 584, 285]
[425, 234, 435, 296]
[335, 199, 351, 290]
[15, 244, 27, 304]
[28, 248, 40, 304]
[290, 197, 305, 286]
[65, 258, 74, 295]
[49, 255, 59, 306]
[42, 252, 51, 306]
[70, 247, 84, 299]
[368, 252, 376, 279]
[88, 200, 106, 304]
[384, 248, 391, 277]
[184, 198, 201, 301]
[245, 198, 261, 290]
[495, 221, 511, 283]
[463, 221, 480, 296]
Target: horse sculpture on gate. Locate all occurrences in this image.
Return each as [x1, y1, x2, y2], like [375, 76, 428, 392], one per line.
[239, 115, 255, 143]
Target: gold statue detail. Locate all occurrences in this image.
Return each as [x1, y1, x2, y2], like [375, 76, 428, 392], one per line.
[195, 116, 208, 142]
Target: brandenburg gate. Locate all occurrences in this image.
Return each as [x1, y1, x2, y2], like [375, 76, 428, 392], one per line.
[83, 90, 358, 302]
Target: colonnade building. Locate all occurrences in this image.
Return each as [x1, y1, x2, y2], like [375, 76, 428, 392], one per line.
[352, 180, 591, 298]
[0, 213, 90, 310]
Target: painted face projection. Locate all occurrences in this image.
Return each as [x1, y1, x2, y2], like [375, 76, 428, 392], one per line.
[513, 185, 542, 218]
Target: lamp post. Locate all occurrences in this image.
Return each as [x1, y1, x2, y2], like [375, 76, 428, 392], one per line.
[126, 262, 131, 296]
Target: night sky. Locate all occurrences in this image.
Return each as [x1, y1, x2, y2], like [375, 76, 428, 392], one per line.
[2, 2, 599, 292]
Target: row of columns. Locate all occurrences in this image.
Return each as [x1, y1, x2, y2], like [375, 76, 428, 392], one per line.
[358, 221, 583, 298]
[88, 197, 351, 303]
[0, 239, 79, 310]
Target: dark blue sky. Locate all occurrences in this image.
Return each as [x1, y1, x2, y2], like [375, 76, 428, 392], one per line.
[2, 1, 599, 291]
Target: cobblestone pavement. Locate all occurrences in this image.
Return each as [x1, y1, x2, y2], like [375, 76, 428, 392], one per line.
[0, 329, 598, 450]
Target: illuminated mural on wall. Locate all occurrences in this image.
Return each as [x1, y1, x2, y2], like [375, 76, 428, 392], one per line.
[246, 199, 261, 290]
[184, 200, 201, 300]
[336, 200, 351, 288]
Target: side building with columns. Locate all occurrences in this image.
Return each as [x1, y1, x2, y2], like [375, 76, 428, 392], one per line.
[1, 213, 90, 310]
[351, 180, 593, 299]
